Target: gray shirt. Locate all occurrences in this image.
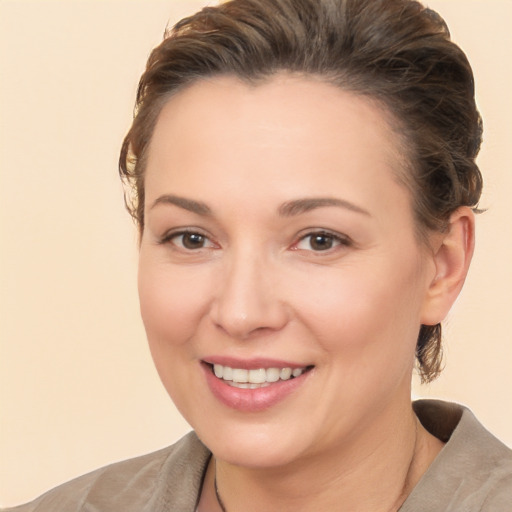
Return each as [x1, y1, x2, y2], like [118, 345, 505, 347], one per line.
[3, 400, 511, 511]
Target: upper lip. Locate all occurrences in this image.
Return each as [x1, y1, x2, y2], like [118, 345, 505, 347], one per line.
[202, 356, 311, 370]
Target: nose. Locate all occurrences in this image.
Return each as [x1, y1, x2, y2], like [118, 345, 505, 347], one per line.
[210, 251, 289, 340]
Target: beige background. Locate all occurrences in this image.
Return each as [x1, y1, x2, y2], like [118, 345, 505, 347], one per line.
[0, 0, 511, 507]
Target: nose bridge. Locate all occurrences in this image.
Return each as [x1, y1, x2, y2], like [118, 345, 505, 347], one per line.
[211, 243, 287, 339]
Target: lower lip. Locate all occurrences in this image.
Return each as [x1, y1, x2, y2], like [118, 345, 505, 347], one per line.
[202, 363, 310, 412]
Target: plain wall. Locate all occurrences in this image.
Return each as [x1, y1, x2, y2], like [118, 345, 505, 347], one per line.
[0, 0, 511, 507]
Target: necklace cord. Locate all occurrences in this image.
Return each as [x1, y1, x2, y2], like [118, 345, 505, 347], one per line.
[214, 459, 228, 512]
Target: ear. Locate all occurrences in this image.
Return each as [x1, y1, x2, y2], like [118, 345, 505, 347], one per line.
[420, 207, 475, 325]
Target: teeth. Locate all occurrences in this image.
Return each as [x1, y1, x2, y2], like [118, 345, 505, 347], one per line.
[248, 368, 266, 384]
[266, 368, 280, 382]
[228, 382, 272, 389]
[280, 367, 292, 380]
[292, 368, 304, 377]
[214, 365, 223, 378]
[232, 368, 248, 383]
[212, 363, 308, 385]
[223, 366, 233, 381]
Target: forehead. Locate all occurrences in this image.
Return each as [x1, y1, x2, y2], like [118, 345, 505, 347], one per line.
[151, 74, 401, 141]
[144, 74, 411, 218]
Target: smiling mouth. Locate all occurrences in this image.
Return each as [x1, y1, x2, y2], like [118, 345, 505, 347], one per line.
[209, 363, 314, 389]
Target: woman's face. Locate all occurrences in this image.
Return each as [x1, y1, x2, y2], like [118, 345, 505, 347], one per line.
[138, 75, 438, 468]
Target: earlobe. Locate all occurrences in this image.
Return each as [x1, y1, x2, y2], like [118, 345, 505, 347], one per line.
[421, 207, 475, 325]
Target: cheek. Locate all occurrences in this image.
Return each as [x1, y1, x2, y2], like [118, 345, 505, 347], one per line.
[137, 258, 215, 415]
[292, 261, 425, 359]
[137, 258, 212, 350]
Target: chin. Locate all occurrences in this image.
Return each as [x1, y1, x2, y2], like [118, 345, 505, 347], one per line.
[192, 416, 316, 469]
[210, 437, 301, 469]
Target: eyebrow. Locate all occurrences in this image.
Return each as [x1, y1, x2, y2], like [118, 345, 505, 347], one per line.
[150, 194, 370, 218]
[150, 194, 212, 216]
[278, 197, 371, 217]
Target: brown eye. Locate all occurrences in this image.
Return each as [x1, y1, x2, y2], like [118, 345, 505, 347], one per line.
[295, 231, 350, 252]
[181, 232, 206, 249]
[162, 231, 215, 250]
[309, 233, 335, 251]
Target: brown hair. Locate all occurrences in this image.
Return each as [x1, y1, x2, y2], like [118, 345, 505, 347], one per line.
[119, 0, 483, 383]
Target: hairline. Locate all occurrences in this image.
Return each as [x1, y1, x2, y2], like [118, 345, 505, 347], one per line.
[135, 70, 431, 246]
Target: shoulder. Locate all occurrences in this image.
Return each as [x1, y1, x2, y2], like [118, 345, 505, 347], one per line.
[402, 400, 512, 512]
[1, 431, 211, 512]
[479, 471, 512, 510]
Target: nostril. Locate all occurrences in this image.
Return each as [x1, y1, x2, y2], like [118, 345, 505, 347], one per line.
[209, 267, 289, 339]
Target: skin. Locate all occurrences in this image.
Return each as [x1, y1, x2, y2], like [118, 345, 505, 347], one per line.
[138, 74, 473, 511]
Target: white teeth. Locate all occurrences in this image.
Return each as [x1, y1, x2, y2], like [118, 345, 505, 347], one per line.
[280, 367, 292, 380]
[223, 366, 233, 381]
[228, 381, 271, 389]
[248, 368, 267, 384]
[214, 365, 223, 378]
[232, 368, 249, 383]
[266, 368, 280, 382]
[212, 363, 308, 385]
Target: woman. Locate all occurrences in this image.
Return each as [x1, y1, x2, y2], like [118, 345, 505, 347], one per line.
[4, 0, 511, 510]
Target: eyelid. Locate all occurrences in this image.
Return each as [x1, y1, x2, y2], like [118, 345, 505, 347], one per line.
[292, 229, 353, 251]
[158, 227, 216, 248]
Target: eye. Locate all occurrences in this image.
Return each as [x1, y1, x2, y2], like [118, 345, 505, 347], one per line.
[161, 230, 215, 250]
[295, 231, 350, 252]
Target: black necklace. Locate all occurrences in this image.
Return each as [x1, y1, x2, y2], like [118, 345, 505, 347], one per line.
[214, 469, 228, 512]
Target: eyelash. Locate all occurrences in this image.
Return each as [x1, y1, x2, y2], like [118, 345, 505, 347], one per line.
[159, 229, 215, 250]
[158, 228, 352, 253]
[293, 230, 352, 252]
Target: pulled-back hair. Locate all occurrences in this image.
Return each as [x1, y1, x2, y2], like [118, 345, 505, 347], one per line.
[119, 0, 483, 383]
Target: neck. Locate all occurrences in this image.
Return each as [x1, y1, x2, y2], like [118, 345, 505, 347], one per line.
[202, 402, 443, 512]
